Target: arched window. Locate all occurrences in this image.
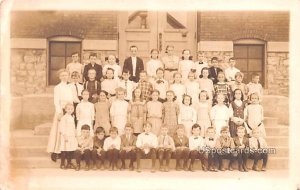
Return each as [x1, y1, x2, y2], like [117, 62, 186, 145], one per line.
[233, 39, 266, 86]
[48, 36, 82, 85]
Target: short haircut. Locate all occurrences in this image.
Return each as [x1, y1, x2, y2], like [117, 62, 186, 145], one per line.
[151, 89, 160, 95]
[166, 90, 176, 101]
[156, 67, 164, 73]
[81, 124, 90, 131]
[237, 126, 246, 132]
[64, 102, 74, 110]
[150, 49, 159, 58]
[199, 67, 209, 78]
[106, 67, 115, 74]
[206, 127, 215, 132]
[173, 72, 182, 78]
[99, 90, 108, 96]
[57, 69, 68, 76]
[71, 52, 79, 56]
[130, 45, 138, 50]
[88, 68, 97, 73]
[89, 52, 97, 58]
[235, 72, 244, 79]
[144, 121, 152, 128]
[115, 87, 126, 93]
[176, 124, 185, 131]
[125, 123, 133, 129]
[109, 126, 119, 134]
[122, 69, 130, 74]
[220, 126, 229, 133]
[181, 49, 193, 60]
[81, 89, 89, 95]
[182, 94, 192, 105]
[217, 71, 225, 77]
[165, 45, 174, 53]
[95, 127, 105, 134]
[192, 123, 201, 130]
[211, 57, 218, 62]
[249, 92, 260, 101]
[252, 73, 260, 78]
[71, 71, 80, 78]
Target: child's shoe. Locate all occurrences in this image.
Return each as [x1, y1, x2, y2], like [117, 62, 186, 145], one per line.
[75, 164, 80, 171]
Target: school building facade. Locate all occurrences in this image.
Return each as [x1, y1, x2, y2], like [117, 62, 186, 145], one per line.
[10, 11, 289, 129]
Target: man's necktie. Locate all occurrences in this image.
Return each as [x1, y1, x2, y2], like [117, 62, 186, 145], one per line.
[75, 83, 79, 96]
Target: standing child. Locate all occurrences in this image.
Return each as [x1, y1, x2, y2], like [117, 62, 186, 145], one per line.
[119, 123, 137, 171]
[136, 122, 158, 173]
[152, 68, 168, 102]
[162, 90, 180, 137]
[103, 127, 121, 171]
[178, 95, 197, 137]
[118, 69, 136, 102]
[229, 89, 247, 137]
[128, 88, 147, 136]
[178, 49, 194, 82]
[102, 54, 122, 82]
[83, 52, 103, 82]
[215, 126, 235, 171]
[199, 67, 214, 102]
[110, 87, 129, 134]
[157, 125, 175, 172]
[101, 68, 118, 100]
[194, 52, 208, 79]
[169, 72, 186, 105]
[68, 71, 83, 126]
[173, 125, 190, 171]
[230, 72, 248, 102]
[76, 90, 95, 137]
[146, 49, 163, 83]
[224, 57, 240, 83]
[59, 103, 77, 169]
[83, 68, 101, 103]
[91, 127, 106, 170]
[210, 93, 232, 136]
[66, 52, 83, 83]
[161, 45, 180, 84]
[197, 90, 212, 137]
[94, 91, 111, 136]
[204, 127, 218, 172]
[208, 57, 223, 84]
[247, 73, 263, 101]
[185, 70, 200, 107]
[146, 90, 163, 136]
[249, 128, 268, 171]
[137, 70, 153, 101]
[214, 71, 231, 106]
[233, 126, 249, 172]
[245, 93, 266, 137]
[188, 124, 207, 172]
[74, 125, 93, 171]
[47, 69, 73, 161]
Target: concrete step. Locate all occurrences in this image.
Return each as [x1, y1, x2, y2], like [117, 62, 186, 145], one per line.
[11, 130, 48, 147]
[10, 156, 288, 170]
[34, 123, 52, 136]
[265, 136, 288, 147]
[265, 125, 288, 136]
[264, 117, 278, 127]
[268, 146, 289, 158]
[10, 146, 48, 157]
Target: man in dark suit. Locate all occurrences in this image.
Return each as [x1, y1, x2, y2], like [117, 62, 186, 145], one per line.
[123, 45, 144, 82]
[233, 126, 249, 172]
[173, 125, 190, 171]
[119, 124, 137, 171]
[83, 52, 103, 82]
[208, 57, 223, 84]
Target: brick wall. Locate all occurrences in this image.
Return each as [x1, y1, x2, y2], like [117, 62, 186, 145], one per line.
[11, 11, 118, 39]
[197, 11, 289, 41]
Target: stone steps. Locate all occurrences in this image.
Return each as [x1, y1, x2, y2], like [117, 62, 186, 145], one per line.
[10, 146, 48, 157]
[265, 125, 288, 136]
[10, 156, 288, 170]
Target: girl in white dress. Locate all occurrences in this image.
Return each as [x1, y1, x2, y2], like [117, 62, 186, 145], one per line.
[102, 54, 122, 82]
[199, 67, 214, 102]
[210, 93, 232, 136]
[245, 93, 266, 137]
[101, 68, 118, 101]
[185, 71, 200, 108]
[110, 87, 129, 134]
[59, 103, 77, 169]
[76, 90, 95, 137]
[47, 69, 73, 161]
[178, 49, 194, 82]
[169, 72, 186, 106]
[146, 49, 163, 83]
[178, 95, 197, 136]
[197, 90, 212, 137]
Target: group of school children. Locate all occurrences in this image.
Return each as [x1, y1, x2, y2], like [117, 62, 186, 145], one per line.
[46, 45, 269, 173]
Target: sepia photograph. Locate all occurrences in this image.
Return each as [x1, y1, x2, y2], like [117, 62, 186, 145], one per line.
[1, 0, 300, 189]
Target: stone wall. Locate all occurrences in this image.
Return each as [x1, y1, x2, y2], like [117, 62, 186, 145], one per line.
[11, 49, 47, 96]
[197, 51, 234, 69]
[266, 52, 289, 96]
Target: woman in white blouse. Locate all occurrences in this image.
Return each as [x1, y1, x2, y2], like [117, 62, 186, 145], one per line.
[47, 69, 73, 161]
